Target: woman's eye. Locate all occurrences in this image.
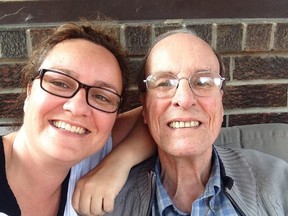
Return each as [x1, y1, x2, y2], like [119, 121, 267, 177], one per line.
[92, 94, 111, 104]
[50, 81, 69, 88]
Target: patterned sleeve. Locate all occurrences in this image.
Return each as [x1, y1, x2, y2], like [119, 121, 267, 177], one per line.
[64, 135, 113, 216]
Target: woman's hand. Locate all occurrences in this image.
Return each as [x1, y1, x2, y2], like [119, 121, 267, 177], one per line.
[72, 151, 130, 216]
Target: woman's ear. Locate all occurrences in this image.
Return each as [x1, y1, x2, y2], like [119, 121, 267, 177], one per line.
[26, 83, 32, 96]
[23, 83, 32, 113]
[23, 97, 29, 113]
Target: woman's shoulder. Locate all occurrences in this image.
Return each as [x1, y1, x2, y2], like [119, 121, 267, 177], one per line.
[1, 133, 17, 162]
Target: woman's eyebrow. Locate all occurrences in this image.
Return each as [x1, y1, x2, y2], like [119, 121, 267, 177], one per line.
[49, 67, 120, 93]
[92, 80, 120, 94]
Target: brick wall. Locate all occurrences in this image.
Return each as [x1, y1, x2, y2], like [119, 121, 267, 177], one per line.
[1, 18, 288, 129]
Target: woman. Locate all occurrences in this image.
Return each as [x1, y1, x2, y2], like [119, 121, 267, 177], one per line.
[0, 22, 154, 216]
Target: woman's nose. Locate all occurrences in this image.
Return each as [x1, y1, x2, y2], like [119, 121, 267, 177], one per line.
[62, 88, 91, 116]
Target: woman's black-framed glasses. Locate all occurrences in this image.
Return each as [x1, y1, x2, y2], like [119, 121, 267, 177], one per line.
[34, 68, 122, 113]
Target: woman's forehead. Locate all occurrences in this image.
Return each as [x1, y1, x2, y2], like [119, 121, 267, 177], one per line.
[40, 39, 123, 92]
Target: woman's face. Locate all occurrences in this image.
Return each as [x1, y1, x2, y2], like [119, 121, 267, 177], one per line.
[22, 39, 122, 164]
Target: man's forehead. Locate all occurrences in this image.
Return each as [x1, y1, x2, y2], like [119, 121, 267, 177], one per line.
[148, 33, 215, 59]
[148, 33, 211, 58]
[146, 33, 218, 72]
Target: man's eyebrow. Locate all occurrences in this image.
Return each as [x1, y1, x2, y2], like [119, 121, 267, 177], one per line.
[150, 67, 213, 74]
[149, 69, 175, 74]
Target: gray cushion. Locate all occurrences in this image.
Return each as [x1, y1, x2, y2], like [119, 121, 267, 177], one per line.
[215, 123, 288, 162]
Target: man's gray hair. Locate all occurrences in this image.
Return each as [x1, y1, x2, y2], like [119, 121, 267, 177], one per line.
[149, 28, 198, 55]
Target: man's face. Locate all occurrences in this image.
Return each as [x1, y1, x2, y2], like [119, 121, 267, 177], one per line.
[142, 33, 224, 158]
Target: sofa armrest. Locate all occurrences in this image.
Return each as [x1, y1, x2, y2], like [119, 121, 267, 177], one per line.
[214, 123, 288, 162]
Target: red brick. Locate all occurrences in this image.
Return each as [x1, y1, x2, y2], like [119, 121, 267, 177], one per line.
[274, 23, 288, 51]
[0, 64, 23, 88]
[223, 84, 287, 109]
[216, 24, 243, 52]
[124, 24, 152, 56]
[233, 56, 288, 80]
[0, 93, 22, 118]
[245, 23, 272, 51]
[0, 29, 27, 58]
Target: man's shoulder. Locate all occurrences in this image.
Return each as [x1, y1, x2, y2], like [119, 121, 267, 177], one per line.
[216, 146, 288, 191]
[215, 146, 288, 215]
[216, 146, 287, 167]
[130, 156, 156, 176]
[111, 156, 156, 216]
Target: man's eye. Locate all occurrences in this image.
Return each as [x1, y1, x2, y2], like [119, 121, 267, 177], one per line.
[195, 78, 213, 88]
[157, 81, 171, 87]
[155, 79, 177, 88]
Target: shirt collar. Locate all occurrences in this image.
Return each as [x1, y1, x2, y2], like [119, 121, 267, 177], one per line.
[153, 147, 222, 215]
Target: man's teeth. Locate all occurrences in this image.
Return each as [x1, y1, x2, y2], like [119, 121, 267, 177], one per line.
[169, 121, 200, 128]
[53, 121, 86, 134]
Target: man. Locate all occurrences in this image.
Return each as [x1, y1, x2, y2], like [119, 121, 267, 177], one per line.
[140, 29, 233, 215]
[109, 29, 288, 216]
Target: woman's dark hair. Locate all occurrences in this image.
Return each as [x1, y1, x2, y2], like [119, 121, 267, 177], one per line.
[10, 21, 128, 126]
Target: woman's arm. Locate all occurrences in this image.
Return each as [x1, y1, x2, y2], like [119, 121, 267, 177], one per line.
[112, 106, 155, 165]
[72, 106, 155, 216]
[112, 106, 143, 147]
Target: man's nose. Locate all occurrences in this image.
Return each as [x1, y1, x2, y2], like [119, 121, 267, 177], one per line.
[171, 79, 197, 109]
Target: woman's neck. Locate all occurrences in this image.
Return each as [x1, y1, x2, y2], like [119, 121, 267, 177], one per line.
[3, 131, 70, 216]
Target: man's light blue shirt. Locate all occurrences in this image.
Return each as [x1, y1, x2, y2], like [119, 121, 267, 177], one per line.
[152, 148, 239, 216]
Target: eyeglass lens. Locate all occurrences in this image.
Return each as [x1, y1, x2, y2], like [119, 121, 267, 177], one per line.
[39, 69, 121, 113]
[145, 72, 224, 98]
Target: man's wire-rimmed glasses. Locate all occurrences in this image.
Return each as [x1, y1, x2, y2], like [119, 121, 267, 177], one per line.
[143, 70, 225, 98]
[34, 68, 122, 113]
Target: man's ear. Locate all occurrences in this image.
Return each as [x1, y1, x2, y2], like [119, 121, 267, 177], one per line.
[23, 83, 32, 113]
[140, 95, 148, 124]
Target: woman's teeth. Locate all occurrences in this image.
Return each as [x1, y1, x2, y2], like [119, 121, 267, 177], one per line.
[53, 121, 87, 134]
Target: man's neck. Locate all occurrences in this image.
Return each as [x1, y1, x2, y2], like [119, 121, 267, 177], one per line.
[157, 147, 213, 212]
